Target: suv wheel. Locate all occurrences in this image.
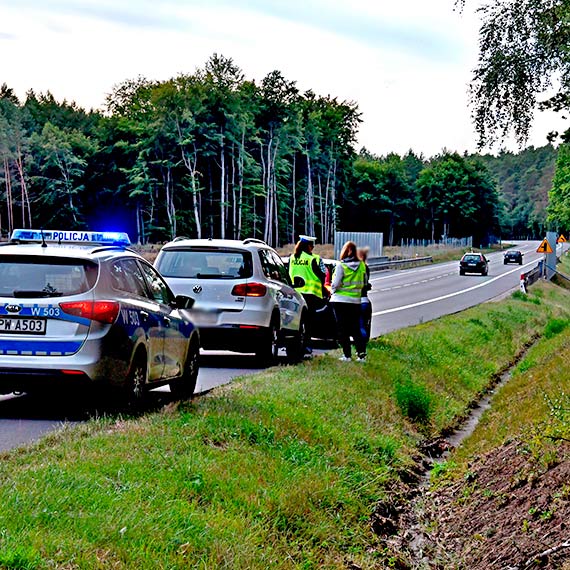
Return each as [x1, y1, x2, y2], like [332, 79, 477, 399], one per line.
[256, 319, 279, 366]
[286, 315, 307, 363]
[170, 336, 200, 399]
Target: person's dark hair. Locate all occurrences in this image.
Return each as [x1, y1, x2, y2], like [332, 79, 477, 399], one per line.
[339, 241, 357, 260]
[294, 240, 313, 258]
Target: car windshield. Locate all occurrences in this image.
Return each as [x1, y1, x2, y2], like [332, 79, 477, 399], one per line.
[463, 254, 481, 262]
[0, 255, 98, 298]
[157, 249, 253, 279]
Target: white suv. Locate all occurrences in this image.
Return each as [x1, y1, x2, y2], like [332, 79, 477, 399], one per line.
[155, 238, 307, 364]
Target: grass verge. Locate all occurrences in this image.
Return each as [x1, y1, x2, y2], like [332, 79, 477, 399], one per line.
[0, 282, 569, 569]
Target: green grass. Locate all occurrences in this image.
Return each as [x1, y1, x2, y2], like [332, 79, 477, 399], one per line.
[0, 282, 569, 569]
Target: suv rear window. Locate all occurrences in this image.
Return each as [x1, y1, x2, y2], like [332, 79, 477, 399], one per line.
[0, 256, 98, 298]
[157, 249, 253, 279]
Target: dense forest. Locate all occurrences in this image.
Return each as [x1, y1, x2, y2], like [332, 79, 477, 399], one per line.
[0, 55, 558, 247]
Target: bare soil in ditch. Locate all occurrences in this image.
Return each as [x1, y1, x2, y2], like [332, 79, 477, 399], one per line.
[419, 439, 570, 569]
[377, 439, 570, 569]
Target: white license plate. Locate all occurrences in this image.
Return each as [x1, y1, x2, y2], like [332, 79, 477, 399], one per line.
[0, 317, 47, 335]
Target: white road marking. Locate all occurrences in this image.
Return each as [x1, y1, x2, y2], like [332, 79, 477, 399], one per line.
[372, 260, 537, 316]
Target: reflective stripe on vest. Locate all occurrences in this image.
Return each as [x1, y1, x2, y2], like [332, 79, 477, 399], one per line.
[289, 252, 323, 298]
[335, 261, 366, 298]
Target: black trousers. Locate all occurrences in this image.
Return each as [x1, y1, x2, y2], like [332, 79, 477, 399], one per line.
[302, 294, 324, 346]
[331, 301, 367, 358]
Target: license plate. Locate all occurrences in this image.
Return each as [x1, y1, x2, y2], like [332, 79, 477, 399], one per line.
[0, 317, 47, 335]
[191, 310, 218, 326]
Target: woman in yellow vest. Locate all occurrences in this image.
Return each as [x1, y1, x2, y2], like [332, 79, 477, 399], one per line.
[331, 240, 368, 362]
[288, 235, 326, 353]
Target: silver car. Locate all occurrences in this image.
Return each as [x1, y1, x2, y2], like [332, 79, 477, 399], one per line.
[154, 238, 308, 364]
[0, 229, 200, 404]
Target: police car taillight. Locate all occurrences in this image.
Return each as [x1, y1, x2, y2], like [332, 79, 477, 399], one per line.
[231, 283, 267, 297]
[59, 301, 120, 324]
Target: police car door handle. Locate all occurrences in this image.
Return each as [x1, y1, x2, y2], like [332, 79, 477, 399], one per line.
[163, 316, 172, 327]
[140, 310, 149, 321]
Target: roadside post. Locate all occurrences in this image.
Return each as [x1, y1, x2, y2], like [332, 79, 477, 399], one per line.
[519, 272, 527, 294]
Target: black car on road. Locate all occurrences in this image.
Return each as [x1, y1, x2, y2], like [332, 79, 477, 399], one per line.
[503, 250, 523, 265]
[459, 252, 489, 276]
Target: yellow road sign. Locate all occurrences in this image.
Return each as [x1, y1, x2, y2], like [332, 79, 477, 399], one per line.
[557, 234, 567, 243]
[537, 238, 553, 254]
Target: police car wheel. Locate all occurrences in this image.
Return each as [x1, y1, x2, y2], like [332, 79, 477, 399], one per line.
[256, 320, 279, 366]
[170, 337, 199, 399]
[125, 353, 148, 408]
[286, 316, 307, 363]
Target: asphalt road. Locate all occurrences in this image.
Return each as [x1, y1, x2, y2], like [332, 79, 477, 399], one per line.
[0, 241, 546, 452]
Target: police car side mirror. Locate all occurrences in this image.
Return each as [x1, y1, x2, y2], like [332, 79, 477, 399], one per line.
[292, 276, 305, 288]
[175, 294, 195, 310]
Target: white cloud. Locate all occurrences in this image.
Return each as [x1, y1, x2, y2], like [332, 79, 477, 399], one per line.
[0, 0, 562, 155]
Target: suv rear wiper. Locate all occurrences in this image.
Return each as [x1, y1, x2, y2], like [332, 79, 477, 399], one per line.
[12, 290, 63, 298]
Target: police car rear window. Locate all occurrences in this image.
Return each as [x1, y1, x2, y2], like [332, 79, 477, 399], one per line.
[0, 256, 98, 298]
[157, 249, 253, 279]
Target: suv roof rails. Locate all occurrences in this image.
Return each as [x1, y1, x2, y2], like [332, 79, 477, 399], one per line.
[242, 238, 267, 246]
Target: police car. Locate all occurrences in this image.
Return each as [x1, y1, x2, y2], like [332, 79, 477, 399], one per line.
[0, 229, 199, 404]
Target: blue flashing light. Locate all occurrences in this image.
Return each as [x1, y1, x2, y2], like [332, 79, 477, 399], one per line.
[11, 229, 131, 246]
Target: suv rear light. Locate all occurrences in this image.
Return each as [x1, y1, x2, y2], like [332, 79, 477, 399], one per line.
[59, 301, 120, 324]
[231, 282, 267, 297]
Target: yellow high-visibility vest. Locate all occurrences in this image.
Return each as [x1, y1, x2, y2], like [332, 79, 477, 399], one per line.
[335, 261, 366, 299]
[289, 252, 323, 298]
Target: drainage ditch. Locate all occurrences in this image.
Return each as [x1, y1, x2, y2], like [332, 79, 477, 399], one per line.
[372, 338, 538, 569]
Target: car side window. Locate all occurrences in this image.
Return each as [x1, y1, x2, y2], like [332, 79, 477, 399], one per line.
[259, 250, 281, 282]
[109, 259, 148, 297]
[139, 261, 174, 305]
[269, 251, 291, 285]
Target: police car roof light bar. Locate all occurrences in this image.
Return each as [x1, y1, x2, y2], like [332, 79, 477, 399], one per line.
[10, 229, 131, 246]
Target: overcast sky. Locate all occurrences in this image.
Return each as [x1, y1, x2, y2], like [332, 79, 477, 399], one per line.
[0, 0, 562, 157]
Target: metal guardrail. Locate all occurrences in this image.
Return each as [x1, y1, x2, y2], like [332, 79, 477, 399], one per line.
[368, 256, 433, 272]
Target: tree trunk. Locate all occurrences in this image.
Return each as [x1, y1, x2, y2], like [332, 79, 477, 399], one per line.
[291, 154, 296, 244]
[305, 151, 315, 237]
[163, 166, 176, 239]
[220, 130, 226, 239]
[237, 127, 245, 240]
[4, 157, 13, 234]
[15, 146, 31, 227]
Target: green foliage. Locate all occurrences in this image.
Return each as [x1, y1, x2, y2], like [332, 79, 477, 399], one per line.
[460, 0, 570, 147]
[0, 546, 41, 570]
[547, 143, 570, 231]
[543, 392, 570, 440]
[0, 52, 550, 243]
[477, 145, 556, 239]
[544, 317, 570, 338]
[394, 378, 433, 423]
[416, 152, 500, 244]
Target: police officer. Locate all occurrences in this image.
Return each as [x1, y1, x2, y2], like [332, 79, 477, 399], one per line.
[331, 240, 368, 362]
[289, 235, 326, 353]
